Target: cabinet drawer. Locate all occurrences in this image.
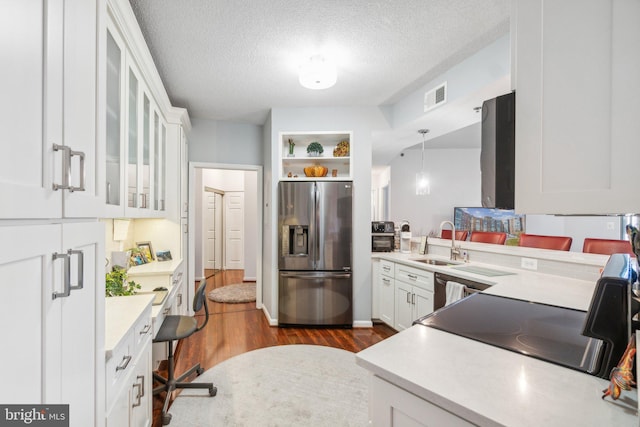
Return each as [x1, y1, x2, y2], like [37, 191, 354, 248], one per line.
[133, 305, 152, 353]
[380, 259, 394, 277]
[395, 264, 434, 292]
[380, 275, 394, 289]
[106, 331, 134, 410]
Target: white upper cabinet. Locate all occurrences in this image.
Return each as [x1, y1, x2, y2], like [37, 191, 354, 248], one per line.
[105, 28, 125, 215]
[0, 0, 103, 219]
[513, 0, 640, 214]
[104, 0, 184, 219]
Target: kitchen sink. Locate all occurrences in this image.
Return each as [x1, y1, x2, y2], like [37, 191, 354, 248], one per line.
[411, 258, 462, 266]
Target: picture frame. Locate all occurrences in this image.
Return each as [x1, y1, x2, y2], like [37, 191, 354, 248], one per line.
[156, 250, 173, 262]
[136, 241, 155, 262]
[130, 251, 147, 266]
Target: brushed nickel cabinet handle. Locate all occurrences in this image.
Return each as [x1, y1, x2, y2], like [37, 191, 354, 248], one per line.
[52, 144, 71, 191]
[68, 249, 84, 291]
[52, 252, 71, 299]
[68, 149, 85, 192]
[116, 355, 132, 371]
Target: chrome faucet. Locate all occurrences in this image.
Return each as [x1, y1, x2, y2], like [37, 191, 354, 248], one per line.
[439, 220, 460, 261]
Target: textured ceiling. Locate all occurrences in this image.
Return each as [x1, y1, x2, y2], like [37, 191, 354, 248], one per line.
[129, 0, 510, 127]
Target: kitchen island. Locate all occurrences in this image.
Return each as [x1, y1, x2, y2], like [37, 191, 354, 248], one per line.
[360, 251, 639, 426]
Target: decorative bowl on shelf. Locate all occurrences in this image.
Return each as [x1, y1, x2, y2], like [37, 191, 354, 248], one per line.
[333, 140, 350, 157]
[304, 166, 328, 177]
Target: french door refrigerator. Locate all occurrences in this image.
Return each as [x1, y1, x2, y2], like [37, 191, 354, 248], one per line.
[278, 181, 353, 326]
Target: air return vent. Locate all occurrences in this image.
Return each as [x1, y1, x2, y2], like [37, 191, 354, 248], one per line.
[424, 82, 447, 112]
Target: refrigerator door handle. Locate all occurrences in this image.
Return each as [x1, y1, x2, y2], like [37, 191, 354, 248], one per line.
[279, 272, 352, 279]
[313, 182, 320, 267]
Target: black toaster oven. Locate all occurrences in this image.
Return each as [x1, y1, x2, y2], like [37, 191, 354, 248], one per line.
[372, 221, 394, 252]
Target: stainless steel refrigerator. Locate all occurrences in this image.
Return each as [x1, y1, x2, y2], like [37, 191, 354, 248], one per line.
[278, 181, 353, 326]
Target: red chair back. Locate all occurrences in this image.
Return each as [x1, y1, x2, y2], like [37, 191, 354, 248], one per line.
[582, 238, 634, 255]
[470, 231, 507, 245]
[518, 233, 572, 251]
[441, 230, 469, 241]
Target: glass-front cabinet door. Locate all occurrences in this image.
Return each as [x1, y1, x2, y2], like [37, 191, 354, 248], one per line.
[105, 28, 124, 213]
[154, 120, 166, 212]
[141, 93, 151, 212]
[127, 67, 139, 209]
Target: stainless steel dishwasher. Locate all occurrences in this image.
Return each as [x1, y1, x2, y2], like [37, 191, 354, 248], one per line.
[433, 272, 491, 311]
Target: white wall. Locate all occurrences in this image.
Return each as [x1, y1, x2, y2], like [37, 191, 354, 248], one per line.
[244, 170, 258, 280]
[389, 147, 481, 237]
[265, 106, 391, 325]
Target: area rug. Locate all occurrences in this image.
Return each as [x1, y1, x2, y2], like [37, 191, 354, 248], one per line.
[167, 344, 369, 426]
[207, 282, 256, 303]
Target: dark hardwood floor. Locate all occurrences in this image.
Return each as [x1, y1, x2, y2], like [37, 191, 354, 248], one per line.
[152, 269, 396, 427]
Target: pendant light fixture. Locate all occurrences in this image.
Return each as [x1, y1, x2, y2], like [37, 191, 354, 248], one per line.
[299, 55, 337, 90]
[416, 129, 430, 195]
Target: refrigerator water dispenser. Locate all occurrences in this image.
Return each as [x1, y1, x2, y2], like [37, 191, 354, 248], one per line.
[282, 225, 309, 256]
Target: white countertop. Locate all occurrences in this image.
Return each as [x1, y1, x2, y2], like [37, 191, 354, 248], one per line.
[361, 252, 639, 426]
[105, 294, 153, 360]
[127, 258, 183, 277]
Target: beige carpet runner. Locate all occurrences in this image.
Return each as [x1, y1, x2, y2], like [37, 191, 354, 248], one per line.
[207, 282, 256, 303]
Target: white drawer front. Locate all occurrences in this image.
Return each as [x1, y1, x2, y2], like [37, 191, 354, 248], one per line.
[133, 306, 152, 353]
[395, 264, 434, 292]
[380, 259, 394, 277]
[106, 332, 134, 410]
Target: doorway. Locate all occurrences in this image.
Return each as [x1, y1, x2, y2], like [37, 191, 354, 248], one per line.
[203, 187, 223, 275]
[188, 162, 263, 313]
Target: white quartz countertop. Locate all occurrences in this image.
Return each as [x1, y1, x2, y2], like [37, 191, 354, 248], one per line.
[105, 294, 153, 360]
[127, 258, 183, 276]
[362, 252, 639, 425]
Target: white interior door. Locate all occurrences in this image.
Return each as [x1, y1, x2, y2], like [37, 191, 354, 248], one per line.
[225, 192, 244, 269]
[204, 192, 217, 270]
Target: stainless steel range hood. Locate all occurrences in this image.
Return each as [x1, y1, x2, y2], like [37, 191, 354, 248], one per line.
[481, 91, 515, 209]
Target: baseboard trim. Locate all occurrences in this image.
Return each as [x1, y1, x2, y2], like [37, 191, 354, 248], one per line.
[243, 276, 257, 282]
[261, 305, 278, 326]
[353, 320, 374, 328]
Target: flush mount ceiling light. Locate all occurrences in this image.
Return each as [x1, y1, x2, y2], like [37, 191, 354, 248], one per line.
[416, 129, 430, 196]
[299, 55, 337, 90]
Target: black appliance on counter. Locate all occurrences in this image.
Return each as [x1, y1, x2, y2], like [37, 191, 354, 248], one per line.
[481, 91, 515, 209]
[582, 253, 639, 378]
[371, 221, 394, 252]
[415, 254, 639, 379]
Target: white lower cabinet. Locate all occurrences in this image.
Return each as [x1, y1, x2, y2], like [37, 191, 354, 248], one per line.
[371, 375, 474, 427]
[394, 263, 434, 331]
[395, 284, 433, 332]
[107, 344, 152, 427]
[378, 259, 395, 328]
[105, 299, 153, 427]
[0, 222, 105, 427]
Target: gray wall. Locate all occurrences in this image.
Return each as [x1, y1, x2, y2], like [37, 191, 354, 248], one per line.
[389, 147, 481, 237]
[189, 118, 264, 165]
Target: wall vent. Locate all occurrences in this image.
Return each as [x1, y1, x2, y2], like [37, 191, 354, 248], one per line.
[424, 82, 447, 112]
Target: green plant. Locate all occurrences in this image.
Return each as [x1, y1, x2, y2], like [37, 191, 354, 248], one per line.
[306, 142, 324, 155]
[105, 266, 141, 297]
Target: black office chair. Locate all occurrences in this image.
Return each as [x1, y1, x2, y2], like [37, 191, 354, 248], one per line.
[153, 279, 216, 425]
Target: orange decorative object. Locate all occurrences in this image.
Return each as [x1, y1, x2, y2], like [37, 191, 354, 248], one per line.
[602, 333, 636, 400]
[303, 166, 328, 177]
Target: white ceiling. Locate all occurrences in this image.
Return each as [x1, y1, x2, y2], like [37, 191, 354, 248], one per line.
[129, 0, 511, 164]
